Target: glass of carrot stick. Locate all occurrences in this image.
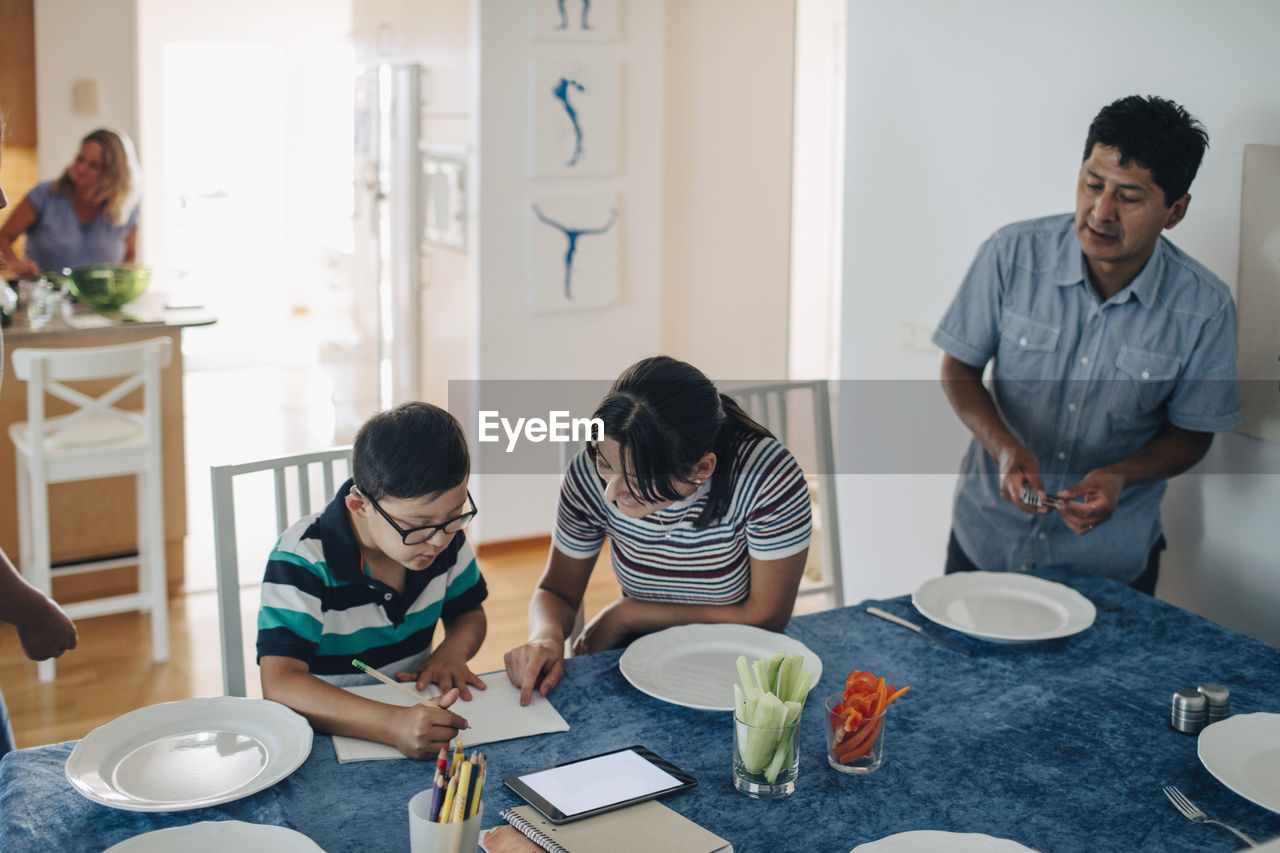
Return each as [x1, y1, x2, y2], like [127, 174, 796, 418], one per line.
[824, 670, 910, 775]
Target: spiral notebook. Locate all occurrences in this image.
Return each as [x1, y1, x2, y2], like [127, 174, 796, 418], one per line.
[492, 801, 732, 853]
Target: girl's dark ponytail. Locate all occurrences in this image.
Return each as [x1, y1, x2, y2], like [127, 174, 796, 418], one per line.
[697, 393, 773, 528]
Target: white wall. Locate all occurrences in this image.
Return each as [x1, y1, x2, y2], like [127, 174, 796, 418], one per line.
[34, 0, 140, 180]
[660, 0, 795, 381]
[472, 0, 667, 542]
[836, 0, 1280, 646]
[789, 0, 844, 382]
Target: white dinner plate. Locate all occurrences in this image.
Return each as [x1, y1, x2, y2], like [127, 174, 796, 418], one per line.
[911, 572, 1095, 642]
[104, 821, 325, 852]
[1198, 712, 1280, 813]
[852, 830, 1037, 851]
[66, 697, 313, 812]
[618, 623, 822, 711]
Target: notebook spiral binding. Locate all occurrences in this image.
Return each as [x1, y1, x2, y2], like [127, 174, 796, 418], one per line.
[499, 808, 570, 853]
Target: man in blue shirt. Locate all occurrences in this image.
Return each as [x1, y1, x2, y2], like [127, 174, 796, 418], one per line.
[932, 95, 1240, 592]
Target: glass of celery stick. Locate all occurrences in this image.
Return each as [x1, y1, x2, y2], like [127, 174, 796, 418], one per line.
[732, 710, 802, 798]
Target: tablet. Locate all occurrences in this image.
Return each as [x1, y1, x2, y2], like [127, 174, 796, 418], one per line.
[503, 745, 697, 824]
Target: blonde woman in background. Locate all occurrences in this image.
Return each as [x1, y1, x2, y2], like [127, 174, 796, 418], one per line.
[0, 128, 141, 276]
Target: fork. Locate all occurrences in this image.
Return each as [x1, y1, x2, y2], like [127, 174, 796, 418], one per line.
[1163, 785, 1259, 847]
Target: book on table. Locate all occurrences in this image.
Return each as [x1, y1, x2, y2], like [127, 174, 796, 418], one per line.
[484, 801, 732, 853]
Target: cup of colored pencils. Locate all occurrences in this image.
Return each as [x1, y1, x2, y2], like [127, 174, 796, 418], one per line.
[408, 742, 487, 852]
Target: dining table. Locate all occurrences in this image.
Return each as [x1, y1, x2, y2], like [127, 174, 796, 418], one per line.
[2, 564, 1278, 852]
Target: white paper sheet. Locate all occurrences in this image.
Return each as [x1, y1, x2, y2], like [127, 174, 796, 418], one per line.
[332, 670, 570, 763]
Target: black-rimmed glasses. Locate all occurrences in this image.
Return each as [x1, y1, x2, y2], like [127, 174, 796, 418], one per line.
[352, 485, 477, 546]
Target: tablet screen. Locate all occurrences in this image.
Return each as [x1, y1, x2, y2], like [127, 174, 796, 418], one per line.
[504, 745, 696, 823]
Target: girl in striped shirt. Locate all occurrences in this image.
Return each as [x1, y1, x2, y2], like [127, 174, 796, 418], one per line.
[504, 356, 812, 705]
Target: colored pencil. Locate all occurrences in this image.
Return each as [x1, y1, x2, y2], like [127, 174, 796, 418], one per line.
[427, 769, 445, 822]
[451, 758, 473, 823]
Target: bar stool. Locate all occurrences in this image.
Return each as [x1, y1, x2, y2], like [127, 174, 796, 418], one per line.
[8, 338, 172, 682]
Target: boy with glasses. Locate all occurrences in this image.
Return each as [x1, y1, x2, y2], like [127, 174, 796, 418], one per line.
[257, 402, 487, 760]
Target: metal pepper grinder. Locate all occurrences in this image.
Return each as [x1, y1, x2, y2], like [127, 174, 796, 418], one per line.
[1170, 688, 1207, 734]
[1197, 683, 1230, 724]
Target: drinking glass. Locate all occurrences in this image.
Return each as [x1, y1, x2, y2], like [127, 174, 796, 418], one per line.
[733, 710, 801, 798]
[824, 692, 886, 774]
[26, 278, 61, 328]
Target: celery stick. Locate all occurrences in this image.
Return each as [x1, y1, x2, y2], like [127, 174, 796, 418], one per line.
[774, 654, 799, 698]
[744, 693, 760, 726]
[761, 700, 803, 783]
[765, 652, 785, 695]
[786, 667, 813, 704]
[736, 655, 761, 702]
[742, 693, 786, 772]
[763, 731, 790, 783]
[751, 658, 770, 696]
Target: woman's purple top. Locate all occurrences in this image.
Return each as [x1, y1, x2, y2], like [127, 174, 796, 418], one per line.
[23, 181, 138, 270]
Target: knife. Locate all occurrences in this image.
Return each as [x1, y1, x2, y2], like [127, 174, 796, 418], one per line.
[865, 607, 973, 656]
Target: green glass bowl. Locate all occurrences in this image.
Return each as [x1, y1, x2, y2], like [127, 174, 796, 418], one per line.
[60, 265, 152, 312]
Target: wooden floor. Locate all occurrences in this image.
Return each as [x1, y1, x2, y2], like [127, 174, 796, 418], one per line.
[0, 536, 624, 748]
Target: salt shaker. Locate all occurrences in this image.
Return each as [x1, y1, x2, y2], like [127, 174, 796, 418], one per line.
[1197, 682, 1230, 723]
[1170, 688, 1207, 734]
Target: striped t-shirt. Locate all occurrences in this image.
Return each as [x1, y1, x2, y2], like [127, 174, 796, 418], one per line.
[256, 479, 487, 685]
[553, 436, 812, 604]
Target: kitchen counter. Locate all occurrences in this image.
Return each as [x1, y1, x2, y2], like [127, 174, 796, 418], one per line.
[1, 293, 215, 601]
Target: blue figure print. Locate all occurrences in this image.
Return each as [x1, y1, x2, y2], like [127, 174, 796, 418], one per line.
[532, 203, 618, 300]
[554, 0, 592, 31]
[553, 78, 586, 167]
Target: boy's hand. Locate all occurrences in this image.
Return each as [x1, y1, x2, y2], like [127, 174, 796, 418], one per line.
[398, 654, 487, 701]
[503, 638, 565, 707]
[391, 687, 469, 761]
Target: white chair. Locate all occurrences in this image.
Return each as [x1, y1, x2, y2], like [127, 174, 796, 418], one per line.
[211, 447, 353, 697]
[9, 337, 172, 682]
[726, 380, 844, 611]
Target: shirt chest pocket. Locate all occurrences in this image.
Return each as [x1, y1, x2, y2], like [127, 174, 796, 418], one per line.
[1113, 345, 1182, 418]
[996, 311, 1061, 390]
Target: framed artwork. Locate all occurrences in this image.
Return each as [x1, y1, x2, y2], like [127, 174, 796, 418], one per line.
[527, 192, 620, 314]
[528, 0, 622, 42]
[528, 58, 620, 178]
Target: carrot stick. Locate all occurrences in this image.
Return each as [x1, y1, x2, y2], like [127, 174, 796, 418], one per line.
[834, 718, 883, 762]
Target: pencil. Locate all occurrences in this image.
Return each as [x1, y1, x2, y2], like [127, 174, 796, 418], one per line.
[427, 769, 445, 822]
[451, 757, 473, 823]
[467, 753, 486, 819]
[351, 658, 432, 707]
[449, 739, 464, 777]
[439, 770, 460, 823]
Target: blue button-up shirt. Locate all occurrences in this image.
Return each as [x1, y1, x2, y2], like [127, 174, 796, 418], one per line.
[933, 213, 1240, 583]
[23, 181, 138, 271]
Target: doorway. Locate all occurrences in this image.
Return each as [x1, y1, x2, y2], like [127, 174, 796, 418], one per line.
[136, 1, 371, 590]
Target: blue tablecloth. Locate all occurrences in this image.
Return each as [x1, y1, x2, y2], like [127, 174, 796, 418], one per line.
[3, 565, 1279, 852]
